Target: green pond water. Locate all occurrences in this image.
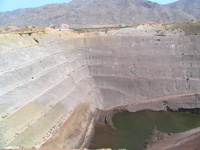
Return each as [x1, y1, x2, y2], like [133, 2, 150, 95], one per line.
[89, 111, 200, 150]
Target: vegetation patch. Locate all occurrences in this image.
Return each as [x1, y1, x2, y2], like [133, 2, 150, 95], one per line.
[73, 25, 136, 33]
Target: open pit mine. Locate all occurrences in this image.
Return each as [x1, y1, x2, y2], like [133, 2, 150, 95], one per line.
[0, 25, 200, 149]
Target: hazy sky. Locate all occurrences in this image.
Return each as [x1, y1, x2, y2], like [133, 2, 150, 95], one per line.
[0, 0, 178, 12]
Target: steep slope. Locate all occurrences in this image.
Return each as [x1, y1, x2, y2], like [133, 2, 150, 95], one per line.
[167, 0, 200, 20]
[0, 0, 196, 27]
[0, 25, 200, 149]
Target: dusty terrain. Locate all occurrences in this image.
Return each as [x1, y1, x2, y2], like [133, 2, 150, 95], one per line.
[147, 127, 200, 150]
[0, 24, 200, 149]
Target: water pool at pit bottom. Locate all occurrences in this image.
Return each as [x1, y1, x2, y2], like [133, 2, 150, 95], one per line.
[89, 111, 200, 150]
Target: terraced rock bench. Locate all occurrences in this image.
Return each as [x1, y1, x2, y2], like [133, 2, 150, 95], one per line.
[0, 27, 200, 149]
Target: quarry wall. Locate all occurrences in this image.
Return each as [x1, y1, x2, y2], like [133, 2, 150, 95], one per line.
[0, 28, 200, 149]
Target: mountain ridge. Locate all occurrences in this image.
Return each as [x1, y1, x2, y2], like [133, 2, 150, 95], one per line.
[167, 0, 200, 20]
[0, 0, 199, 27]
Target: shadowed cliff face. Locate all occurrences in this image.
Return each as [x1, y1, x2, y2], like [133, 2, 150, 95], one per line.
[0, 27, 200, 149]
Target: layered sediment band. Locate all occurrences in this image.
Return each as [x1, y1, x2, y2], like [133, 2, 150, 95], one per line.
[0, 28, 200, 148]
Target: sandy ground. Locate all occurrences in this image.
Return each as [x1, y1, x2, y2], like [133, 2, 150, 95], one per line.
[147, 127, 200, 150]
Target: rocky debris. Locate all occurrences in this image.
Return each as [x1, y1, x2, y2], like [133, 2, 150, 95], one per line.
[155, 28, 185, 36]
[107, 27, 185, 36]
[137, 21, 200, 35]
[0, 26, 48, 34]
[50, 24, 70, 29]
[74, 21, 200, 35]
[144, 126, 165, 149]
[0, 26, 20, 33]
[108, 27, 158, 36]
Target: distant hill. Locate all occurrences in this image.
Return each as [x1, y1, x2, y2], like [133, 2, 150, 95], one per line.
[167, 0, 200, 20]
[0, 0, 199, 27]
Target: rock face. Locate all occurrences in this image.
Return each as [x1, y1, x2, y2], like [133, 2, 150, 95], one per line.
[0, 26, 200, 149]
[0, 0, 199, 27]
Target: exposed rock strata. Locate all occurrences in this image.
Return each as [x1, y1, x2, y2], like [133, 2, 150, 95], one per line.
[0, 27, 200, 149]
